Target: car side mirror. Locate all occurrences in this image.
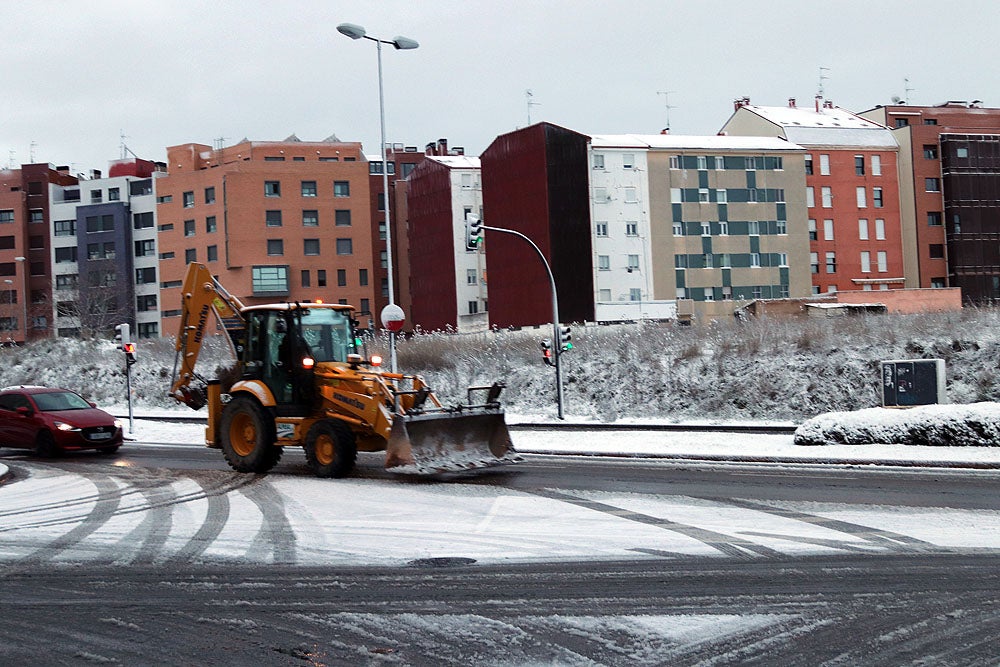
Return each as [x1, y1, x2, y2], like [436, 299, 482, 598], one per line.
[15, 406, 33, 417]
[89, 402, 97, 408]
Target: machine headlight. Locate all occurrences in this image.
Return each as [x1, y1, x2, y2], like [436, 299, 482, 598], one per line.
[54, 421, 80, 432]
[113, 419, 124, 430]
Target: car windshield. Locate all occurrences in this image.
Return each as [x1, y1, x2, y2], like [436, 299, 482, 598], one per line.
[32, 391, 92, 412]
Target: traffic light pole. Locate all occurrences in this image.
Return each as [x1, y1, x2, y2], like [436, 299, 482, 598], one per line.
[481, 225, 565, 419]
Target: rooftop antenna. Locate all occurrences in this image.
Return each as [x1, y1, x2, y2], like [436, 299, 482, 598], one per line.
[657, 90, 676, 131]
[119, 130, 139, 159]
[29, 141, 37, 163]
[7, 150, 14, 169]
[817, 67, 830, 98]
[526, 89, 541, 125]
[904, 77, 915, 105]
[213, 136, 227, 151]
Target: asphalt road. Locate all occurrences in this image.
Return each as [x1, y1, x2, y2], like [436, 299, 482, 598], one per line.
[1, 438, 999, 664]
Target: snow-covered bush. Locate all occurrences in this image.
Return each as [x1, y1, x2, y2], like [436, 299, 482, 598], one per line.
[794, 403, 1000, 447]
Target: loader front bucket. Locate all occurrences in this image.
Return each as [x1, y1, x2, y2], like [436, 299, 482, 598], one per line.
[384, 409, 521, 474]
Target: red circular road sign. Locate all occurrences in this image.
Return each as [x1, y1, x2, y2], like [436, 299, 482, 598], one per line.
[380, 304, 405, 332]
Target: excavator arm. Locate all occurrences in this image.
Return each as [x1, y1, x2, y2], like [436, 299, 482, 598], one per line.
[169, 262, 247, 409]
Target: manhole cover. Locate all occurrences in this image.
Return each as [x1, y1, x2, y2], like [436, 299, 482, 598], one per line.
[408, 557, 477, 568]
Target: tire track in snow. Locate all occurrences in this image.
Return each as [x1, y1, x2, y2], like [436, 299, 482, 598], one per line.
[238, 478, 297, 564]
[529, 488, 784, 560]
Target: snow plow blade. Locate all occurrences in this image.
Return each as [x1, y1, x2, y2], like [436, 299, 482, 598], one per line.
[384, 409, 520, 474]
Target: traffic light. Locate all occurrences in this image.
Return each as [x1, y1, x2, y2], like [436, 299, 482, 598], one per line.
[558, 326, 572, 352]
[123, 341, 137, 365]
[465, 215, 483, 250]
[114, 323, 130, 349]
[540, 339, 554, 366]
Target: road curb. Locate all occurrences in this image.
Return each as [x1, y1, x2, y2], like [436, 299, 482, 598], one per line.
[0, 463, 10, 484]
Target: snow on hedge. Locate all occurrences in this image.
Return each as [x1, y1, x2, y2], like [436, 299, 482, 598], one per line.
[794, 402, 1000, 447]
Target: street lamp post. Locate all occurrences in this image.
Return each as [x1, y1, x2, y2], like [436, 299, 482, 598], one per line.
[337, 22, 418, 374]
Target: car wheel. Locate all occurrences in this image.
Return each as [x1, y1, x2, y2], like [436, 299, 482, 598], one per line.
[304, 419, 357, 478]
[219, 395, 281, 473]
[34, 431, 60, 458]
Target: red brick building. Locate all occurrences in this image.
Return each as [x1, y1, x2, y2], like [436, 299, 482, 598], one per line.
[155, 138, 375, 334]
[860, 101, 1000, 296]
[722, 98, 905, 295]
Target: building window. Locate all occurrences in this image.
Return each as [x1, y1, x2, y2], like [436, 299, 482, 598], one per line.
[133, 212, 154, 229]
[747, 220, 760, 235]
[925, 178, 940, 192]
[86, 214, 115, 232]
[825, 252, 837, 273]
[696, 156, 707, 170]
[669, 156, 680, 169]
[821, 187, 832, 208]
[625, 221, 638, 237]
[931, 278, 946, 288]
[205, 186, 216, 204]
[624, 187, 638, 203]
[54, 219, 76, 236]
[136, 294, 157, 312]
[266, 210, 282, 227]
[336, 238, 353, 255]
[380, 251, 387, 269]
[300, 210, 319, 227]
[629, 288, 642, 301]
[55, 247, 77, 263]
[135, 267, 156, 284]
[703, 288, 714, 301]
[895, 118, 909, 128]
[823, 219, 834, 241]
[719, 221, 729, 236]
[806, 187, 815, 208]
[873, 187, 883, 208]
[877, 250, 888, 272]
[468, 301, 479, 315]
[301, 270, 310, 287]
[252, 265, 289, 295]
[304, 239, 320, 255]
[206, 216, 217, 233]
[337, 269, 347, 287]
[622, 153, 635, 169]
[808, 219, 817, 241]
[776, 220, 786, 235]
[335, 210, 351, 226]
[719, 253, 731, 268]
[91, 190, 102, 203]
[594, 187, 607, 201]
[56, 274, 78, 289]
[317, 270, 327, 287]
[627, 254, 640, 271]
[820, 154, 830, 175]
[929, 244, 945, 259]
[872, 155, 882, 176]
[750, 253, 760, 268]
[701, 222, 711, 236]
[927, 211, 943, 226]
[598, 255, 610, 271]
[875, 219, 886, 240]
[207, 245, 218, 262]
[923, 145, 938, 160]
[859, 219, 869, 240]
[184, 219, 196, 236]
[182, 191, 194, 208]
[185, 248, 197, 263]
[804, 155, 813, 175]
[334, 181, 350, 197]
[159, 251, 175, 259]
[267, 239, 284, 256]
[301, 180, 317, 197]
[134, 239, 155, 257]
[592, 154, 605, 170]
[595, 222, 608, 237]
[108, 187, 120, 202]
[359, 269, 368, 286]
[856, 187, 867, 208]
[716, 189, 728, 204]
[675, 255, 688, 268]
[672, 223, 682, 236]
[956, 147, 969, 158]
[924, 118, 938, 125]
[264, 181, 281, 197]
[855, 156, 865, 175]
[0, 210, 14, 224]
[861, 251, 871, 273]
[467, 269, 478, 285]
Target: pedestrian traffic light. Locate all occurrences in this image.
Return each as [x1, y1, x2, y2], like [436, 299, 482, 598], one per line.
[114, 323, 130, 349]
[123, 341, 137, 365]
[465, 215, 483, 250]
[558, 325, 572, 352]
[540, 339, 554, 366]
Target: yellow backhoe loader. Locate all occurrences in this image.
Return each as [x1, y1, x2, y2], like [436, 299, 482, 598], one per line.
[168, 263, 518, 477]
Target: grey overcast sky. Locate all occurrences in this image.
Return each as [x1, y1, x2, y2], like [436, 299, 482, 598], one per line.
[4, 0, 1000, 174]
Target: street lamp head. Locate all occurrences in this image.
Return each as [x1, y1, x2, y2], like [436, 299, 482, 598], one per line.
[337, 23, 366, 40]
[391, 36, 419, 50]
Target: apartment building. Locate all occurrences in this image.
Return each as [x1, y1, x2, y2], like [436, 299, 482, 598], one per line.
[644, 134, 812, 318]
[49, 159, 162, 338]
[155, 138, 375, 334]
[722, 98, 904, 295]
[0, 163, 78, 343]
[406, 155, 486, 332]
[860, 101, 1000, 298]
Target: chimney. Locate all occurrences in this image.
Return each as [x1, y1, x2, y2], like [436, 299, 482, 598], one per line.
[425, 142, 436, 155]
[90, 169, 102, 179]
[661, 128, 670, 135]
[823, 100, 834, 109]
[437, 138, 448, 154]
[815, 95, 822, 112]
[734, 96, 751, 111]
[788, 97, 796, 108]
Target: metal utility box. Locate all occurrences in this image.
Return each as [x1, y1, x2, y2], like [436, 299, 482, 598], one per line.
[880, 359, 946, 407]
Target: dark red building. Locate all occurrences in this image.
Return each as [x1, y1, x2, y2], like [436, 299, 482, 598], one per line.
[480, 123, 594, 328]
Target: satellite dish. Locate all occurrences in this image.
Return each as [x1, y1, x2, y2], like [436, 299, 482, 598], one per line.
[891, 96, 901, 104]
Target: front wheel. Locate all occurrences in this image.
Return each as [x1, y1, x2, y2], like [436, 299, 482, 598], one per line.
[304, 420, 357, 478]
[219, 396, 281, 473]
[34, 431, 60, 458]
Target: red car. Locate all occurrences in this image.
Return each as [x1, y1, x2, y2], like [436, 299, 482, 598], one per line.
[0, 386, 123, 457]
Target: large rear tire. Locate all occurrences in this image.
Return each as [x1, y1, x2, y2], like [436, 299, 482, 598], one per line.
[219, 396, 281, 473]
[304, 420, 357, 478]
[34, 431, 60, 458]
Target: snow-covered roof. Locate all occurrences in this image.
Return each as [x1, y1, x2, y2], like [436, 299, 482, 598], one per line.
[589, 134, 805, 152]
[783, 127, 898, 148]
[425, 155, 481, 169]
[739, 104, 897, 148]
